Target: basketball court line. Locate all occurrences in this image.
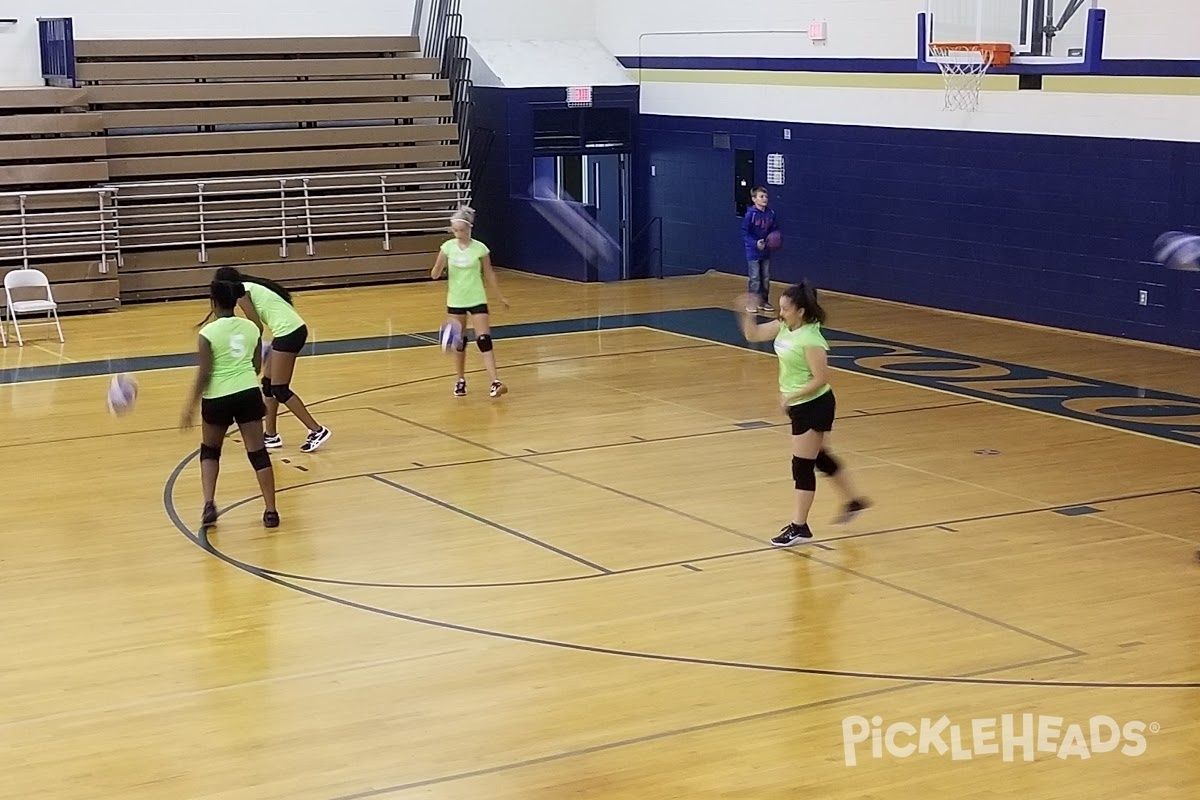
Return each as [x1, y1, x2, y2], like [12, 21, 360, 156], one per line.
[656, 320, 1200, 451]
[351, 409, 1086, 657]
[0, 340, 715, 451]
[367, 474, 612, 574]
[325, 652, 1084, 800]
[6, 307, 1198, 448]
[175, 453, 1193, 690]
[226, 471, 1200, 592]
[169, 398, 1166, 682]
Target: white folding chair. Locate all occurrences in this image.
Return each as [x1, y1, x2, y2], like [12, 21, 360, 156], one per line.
[3, 269, 64, 346]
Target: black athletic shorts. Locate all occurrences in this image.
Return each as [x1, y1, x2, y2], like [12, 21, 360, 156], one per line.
[787, 389, 836, 435]
[270, 324, 308, 354]
[202, 387, 267, 428]
[447, 303, 489, 316]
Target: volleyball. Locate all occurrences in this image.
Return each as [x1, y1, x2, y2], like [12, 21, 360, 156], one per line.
[1154, 231, 1200, 271]
[106, 373, 138, 416]
[438, 320, 463, 352]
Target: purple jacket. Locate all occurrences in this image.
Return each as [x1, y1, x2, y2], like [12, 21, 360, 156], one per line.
[742, 206, 778, 261]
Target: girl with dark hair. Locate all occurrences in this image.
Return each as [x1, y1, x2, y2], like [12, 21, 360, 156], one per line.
[181, 280, 279, 529]
[736, 282, 870, 545]
[212, 267, 331, 453]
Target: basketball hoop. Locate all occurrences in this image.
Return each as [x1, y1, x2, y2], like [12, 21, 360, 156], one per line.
[928, 42, 1011, 112]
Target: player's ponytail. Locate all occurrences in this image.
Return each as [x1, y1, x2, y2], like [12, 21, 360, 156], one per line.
[782, 281, 827, 325]
[197, 280, 245, 327]
[213, 266, 294, 306]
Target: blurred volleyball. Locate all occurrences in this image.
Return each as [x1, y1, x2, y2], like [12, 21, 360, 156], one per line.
[261, 341, 272, 361]
[438, 319, 463, 352]
[106, 373, 138, 416]
[1154, 231, 1200, 271]
[528, 177, 621, 269]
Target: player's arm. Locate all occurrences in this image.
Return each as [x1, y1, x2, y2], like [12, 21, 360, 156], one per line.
[783, 347, 829, 403]
[430, 250, 448, 280]
[236, 296, 264, 332]
[252, 333, 263, 374]
[741, 209, 759, 249]
[736, 300, 781, 342]
[180, 336, 214, 428]
[482, 254, 509, 308]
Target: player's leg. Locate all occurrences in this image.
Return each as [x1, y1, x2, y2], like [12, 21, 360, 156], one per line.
[448, 309, 469, 395]
[232, 387, 280, 528]
[469, 306, 507, 397]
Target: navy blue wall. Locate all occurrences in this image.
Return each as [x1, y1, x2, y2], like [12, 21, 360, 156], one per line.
[637, 114, 1200, 349]
[470, 85, 640, 282]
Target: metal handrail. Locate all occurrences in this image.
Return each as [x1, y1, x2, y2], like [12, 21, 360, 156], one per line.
[107, 167, 467, 190]
[1, 168, 470, 271]
[0, 188, 117, 272]
[420, 0, 474, 184]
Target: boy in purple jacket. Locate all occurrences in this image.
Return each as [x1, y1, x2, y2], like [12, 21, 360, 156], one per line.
[742, 186, 778, 312]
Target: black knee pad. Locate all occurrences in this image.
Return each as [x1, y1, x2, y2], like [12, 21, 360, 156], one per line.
[261, 377, 272, 398]
[815, 450, 841, 477]
[271, 383, 295, 404]
[199, 443, 222, 462]
[247, 448, 271, 471]
[792, 456, 816, 491]
[476, 334, 494, 353]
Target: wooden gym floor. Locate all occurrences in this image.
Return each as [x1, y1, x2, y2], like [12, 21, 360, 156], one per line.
[1, 270, 1199, 799]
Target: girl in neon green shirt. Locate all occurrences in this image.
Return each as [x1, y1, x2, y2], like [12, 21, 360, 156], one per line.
[430, 206, 510, 398]
[181, 279, 279, 529]
[214, 267, 330, 454]
[737, 282, 870, 545]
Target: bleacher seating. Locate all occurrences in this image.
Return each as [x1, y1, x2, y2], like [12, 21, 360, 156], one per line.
[0, 88, 119, 311]
[0, 35, 468, 309]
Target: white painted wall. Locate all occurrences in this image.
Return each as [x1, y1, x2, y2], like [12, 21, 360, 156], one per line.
[598, 0, 912, 60]
[470, 40, 631, 88]
[596, 0, 1200, 60]
[0, 0, 419, 87]
[641, 79, 1200, 142]
[459, 0, 595, 41]
[596, 0, 1200, 143]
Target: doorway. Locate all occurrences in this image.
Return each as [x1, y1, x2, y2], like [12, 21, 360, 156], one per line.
[532, 153, 630, 280]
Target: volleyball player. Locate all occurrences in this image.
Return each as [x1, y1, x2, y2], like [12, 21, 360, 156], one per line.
[212, 267, 331, 453]
[736, 282, 870, 545]
[181, 280, 279, 529]
[430, 206, 510, 397]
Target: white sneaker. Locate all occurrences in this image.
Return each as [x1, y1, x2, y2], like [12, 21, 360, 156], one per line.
[299, 427, 331, 453]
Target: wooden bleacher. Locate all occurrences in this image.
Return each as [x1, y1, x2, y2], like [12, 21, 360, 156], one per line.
[0, 87, 120, 312]
[2, 35, 467, 307]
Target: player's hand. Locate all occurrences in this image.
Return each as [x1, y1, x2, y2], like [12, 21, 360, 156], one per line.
[500, 296, 510, 310]
[779, 394, 792, 414]
[179, 407, 195, 431]
[757, 239, 766, 250]
[735, 293, 760, 312]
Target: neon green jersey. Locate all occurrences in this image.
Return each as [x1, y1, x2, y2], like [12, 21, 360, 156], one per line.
[441, 238, 490, 309]
[774, 322, 832, 405]
[199, 316, 261, 399]
[244, 280, 304, 337]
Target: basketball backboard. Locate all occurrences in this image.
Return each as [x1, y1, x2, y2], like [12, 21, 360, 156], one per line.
[919, 1, 1105, 73]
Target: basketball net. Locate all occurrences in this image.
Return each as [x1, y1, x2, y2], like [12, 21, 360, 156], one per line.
[929, 45, 992, 112]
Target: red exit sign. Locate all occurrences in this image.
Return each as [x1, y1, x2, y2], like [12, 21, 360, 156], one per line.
[566, 86, 593, 106]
